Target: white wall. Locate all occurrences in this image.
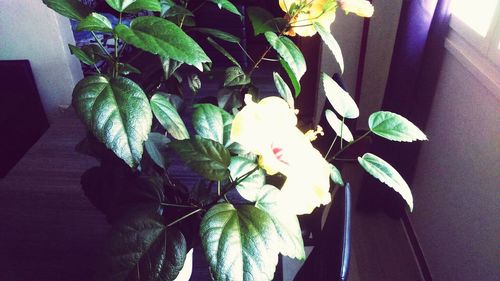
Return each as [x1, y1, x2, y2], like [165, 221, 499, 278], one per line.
[0, 0, 83, 123]
[409, 50, 500, 280]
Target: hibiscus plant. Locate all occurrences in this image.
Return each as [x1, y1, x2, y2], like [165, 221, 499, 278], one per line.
[43, 0, 427, 280]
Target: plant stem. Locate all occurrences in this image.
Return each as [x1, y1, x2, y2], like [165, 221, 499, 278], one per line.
[206, 167, 259, 209]
[90, 31, 112, 57]
[161, 203, 198, 208]
[324, 135, 338, 159]
[238, 42, 255, 64]
[340, 116, 345, 150]
[327, 131, 371, 162]
[167, 208, 203, 227]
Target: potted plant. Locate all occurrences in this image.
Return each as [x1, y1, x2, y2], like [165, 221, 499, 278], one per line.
[42, 0, 427, 280]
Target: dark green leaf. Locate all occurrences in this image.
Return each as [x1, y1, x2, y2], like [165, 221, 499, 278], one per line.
[273, 72, 294, 109]
[279, 58, 301, 97]
[369, 111, 428, 142]
[145, 132, 170, 169]
[224, 66, 250, 87]
[314, 23, 344, 73]
[162, 4, 193, 17]
[192, 28, 240, 43]
[170, 136, 231, 181]
[229, 156, 265, 201]
[192, 103, 233, 146]
[210, 0, 242, 18]
[358, 153, 413, 211]
[115, 16, 211, 70]
[150, 93, 189, 140]
[247, 7, 286, 35]
[123, 0, 162, 13]
[265, 32, 306, 95]
[42, 0, 91, 20]
[161, 57, 183, 79]
[187, 74, 201, 94]
[117, 63, 141, 75]
[69, 44, 95, 65]
[97, 208, 187, 281]
[329, 164, 344, 186]
[207, 37, 241, 68]
[72, 75, 152, 167]
[200, 203, 280, 281]
[77, 12, 113, 33]
[217, 87, 243, 111]
[255, 185, 305, 259]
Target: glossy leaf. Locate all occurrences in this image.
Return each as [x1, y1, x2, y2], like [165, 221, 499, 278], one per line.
[117, 63, 141, 75]
[188, 74, 201, 94]
[192, 103, 233, 146]
[265, 32, 306, 92]
[280, 58, 301, 97]
[358, 153, 414, 211]
[161, 57, 183, 79]
[224, 66, 250, 87]
[322, 73, 359, 119]
[314, 23, 344, 73]
[329, 164, 344, 186]
[42, 0, 91, 20]
[192, 28, 240, 43]
[248, 6, 282, 35]
[255, 185, 305, 260]
[325, 109, 354, 142]
[273, 72, 294, 109]
[69, 44, 95, 65]
[369, 111, 428, 142]
[228, 156, 265, 201]
[72, 75, 152, 167]
[123, 0, 162, 13]
[207, 37, 241, 68]
[115, 16, 210, 70]
[210, 0, 242, 18]
[77, 12, 113, 33]
[105, 0, 137, 12]
[200, 203, 280, 281]
[145, 132, 170, 169]
[170, 136, 231, 181]
[96, 208, 187, 281]
[150, 93, 189, 140]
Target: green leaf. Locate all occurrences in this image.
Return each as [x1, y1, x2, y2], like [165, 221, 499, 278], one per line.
[115, 16, 211, 71]
[97, 208, 187, 281]
[161, 3, 193, 17]
[279, 58, 301, 97]
[224, 66, 250, 87]
[228, 156, 265, 201]
[369, 111, 428, 142]
[325, 109, 354, 142]
[77, 12, 113, 33]
[314, 23, 344, 73]
[265, 32, 306, 92]
[322, 73, 359, 119]
[248, 6, 281, 35]
[255, 185, 305, 260]
[200, 203, 280, 281]
[358, 153, 414, 211]
[329, 164, 344, 186]
[150, 93, 189, 140]
[42, 0, 91, 20]
[145, 132, 170, 169]
[105, 0, 137, 12]
[192, 104, 233, 146]
[117, 63, 141, 75]
[207, 37, 241, 68]
[192, 28, 240, 43]
[273, 72, 294, 109]
[123, 0, 162, 13]
[72, 75, 152, 167]
[187, 74, 202, 94]
[161, 57, 183, 79]
[210, 0, 242, 18]
[69, 44, 95, 65]
[170, 136, 231, 181]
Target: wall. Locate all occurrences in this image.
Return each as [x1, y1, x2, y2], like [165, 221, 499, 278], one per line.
[409, 49, 500, 280]
[0, 0, 83, 123]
